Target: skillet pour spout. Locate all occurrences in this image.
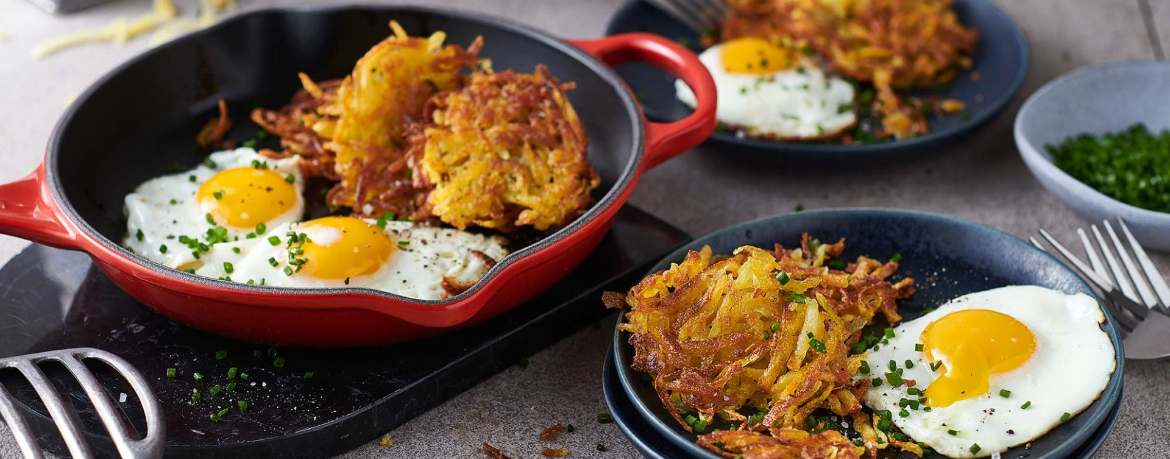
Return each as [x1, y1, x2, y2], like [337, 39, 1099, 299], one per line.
[0, 6, 716, 347]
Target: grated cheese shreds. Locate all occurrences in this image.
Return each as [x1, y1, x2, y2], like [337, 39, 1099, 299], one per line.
[30, 0, 235, 59]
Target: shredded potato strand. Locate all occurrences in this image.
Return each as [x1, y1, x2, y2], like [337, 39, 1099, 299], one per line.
[608, 234, 916, 458]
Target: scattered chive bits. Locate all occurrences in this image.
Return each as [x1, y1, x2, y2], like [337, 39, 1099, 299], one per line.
[209, 385, 222, 396]
[274, 356, 286, 368]
[884, 327, 895, 339]
[193, 372, 204, 383]
[238, 400, 248, 411]
[166, 368, 177, 379]
[304, 371, 315, 380]
[969, 444, 981, 454]
[192, 389, 201, 402]
[1021, 401, 1032, 409]
[1061, 412, 1071, 422]
[769, 321, 780, 333]
[159, 245, 168, 254]
[930, 361, 943, 371]
[889, 253, 903, 264]
[999, 389, 1011, 398]
[226, 381, 237, 392]
[216, 350, 228, 360]
[228, 367, 238, 379]
[904, 359, 914, 369]
[284, 173, 295, 183]
[776, 271, 790, 285]
[914, 343, 924, 352]
[597, 413, 614, 424]
[135, 229, 144, 241]
[859, 360, 870, 374]
[788, 292, 807, 304]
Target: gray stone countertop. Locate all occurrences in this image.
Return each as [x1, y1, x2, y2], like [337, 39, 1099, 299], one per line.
[0, 0, 1168, 457]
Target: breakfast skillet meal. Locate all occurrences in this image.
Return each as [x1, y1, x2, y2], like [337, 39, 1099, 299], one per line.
[606, 235, 1115, 458]
[121, 21, 599, 300]
[676, 0, 978, 142]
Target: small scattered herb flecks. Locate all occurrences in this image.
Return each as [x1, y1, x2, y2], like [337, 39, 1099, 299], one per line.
[914, 343, 924, 352]
[930, 360, 943, 371]
[193, 372, 204, 383]
[166, 368, 177, 379]
[238, 400, 248, 411]
[216, 350, 228, 360]
[970, 444, 981, 454]
[999, 389, 1012, 398]
[191, 389, 201, 402]
[273, 356, 286, 368]
[889, 253, 903, 264]
[304, 371, 315, 380]
[209, 385, 222, 395]
[788, 292, 807, 304]
[1061, 412, 1071, 422]
[597, 413, 614, 424]
[775, 271, 790, 285]
[1048, 124, 1170, 212]
[1021, 401, 1032, 409]
[807, 333, 827, 353]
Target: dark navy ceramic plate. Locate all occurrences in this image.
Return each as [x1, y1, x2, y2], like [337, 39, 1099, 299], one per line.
[606, 0, 1029, 166]
[611, 209, 1125, 458]
[603, 348, 1121, 459]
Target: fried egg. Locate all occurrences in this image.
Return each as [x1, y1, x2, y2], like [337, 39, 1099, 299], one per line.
[123, 148, 305, 267]
[860, 286, 1115, 458]
[675, 38, 856, 139]
[191, 216, 509, 300]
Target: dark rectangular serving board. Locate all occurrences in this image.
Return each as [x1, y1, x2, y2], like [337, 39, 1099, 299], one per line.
[0, 205, 689, 458]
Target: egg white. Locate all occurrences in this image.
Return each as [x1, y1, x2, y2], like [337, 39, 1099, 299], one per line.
[122, 148, 304, 268]
[676, 44, 856, 139]
[192, 220, 509, 300]
[860, 286, 1115, 458]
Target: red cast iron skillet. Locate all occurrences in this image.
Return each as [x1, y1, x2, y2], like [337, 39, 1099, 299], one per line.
[0, 6, 716, 348]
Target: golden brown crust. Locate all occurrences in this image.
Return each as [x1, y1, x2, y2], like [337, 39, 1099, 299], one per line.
[609, 235, 916, 457]
[412, 66, 599, 232]
[721, 0, 977, 139]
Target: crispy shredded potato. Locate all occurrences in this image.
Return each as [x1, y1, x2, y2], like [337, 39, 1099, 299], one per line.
[606, 234, 916, 458]
[722, 0, 977, 139]
[411, 67, 598, 231]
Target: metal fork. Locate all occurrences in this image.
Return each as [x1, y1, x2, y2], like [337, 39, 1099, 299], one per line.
[0, 348, 165, 458]
[1032, 218, 1170, 359]
[644, 0, 729, 34]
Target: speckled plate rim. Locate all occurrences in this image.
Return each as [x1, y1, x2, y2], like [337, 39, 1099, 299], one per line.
[604, 347, 1123, 459]
[604, 0, 1031, 159]
[1014, 60, 1170, 229]
[611, 208, 1126, 459]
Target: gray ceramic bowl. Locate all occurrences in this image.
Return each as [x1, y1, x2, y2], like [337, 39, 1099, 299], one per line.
[1015, 60, 1170, 251]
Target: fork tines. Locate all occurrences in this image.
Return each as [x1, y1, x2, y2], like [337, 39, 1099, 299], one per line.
[0, 348, 164, 459]
[1036, 218, 1170, 336]
[644, 0, 729, 33]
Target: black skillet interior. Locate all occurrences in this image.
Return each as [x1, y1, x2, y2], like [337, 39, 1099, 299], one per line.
[50, 7, 639, 251]
[613, 209, 1125, 459]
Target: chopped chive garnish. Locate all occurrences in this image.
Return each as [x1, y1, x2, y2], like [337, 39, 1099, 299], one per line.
[194, 372, 204, 383]
[283, 266, 294, 276]
[273, 356, 286, 368]
[159, 244, 168, 253]
[397, 240, 410, 246]
[218, 407, 230, 417]
[238, 400, 248, 411]
[268, 257, 278, 267]
[241, 372, 250, 381]
[999, 389, 1011, 398]
[905, 360, 914, 369]
[808, 337, 826, 353]
[597, 413, 614, 424]
[889, 253, 903, 263]
[769, 321, 780, 333]
[884, 327, 895, 339]
[192, 389, 201, 402]
[268, 236, 280, 246]
[255, 222, 267, 235]
[853, 439, 864, 447]
[170, 199, 178, 205]
[888, 360, 897, 371]
[189, 175, 197, 182]
[788, 292, 806, 304]
[872, 378, 882, 387]
[914, 343, 924, 351]
[209, 385, 222, 395]
[205, 213, 216, 225]
[215, 350, 228, 360]
[776, 271, 790, 284]
[1061, 412, 1071, 422]
[885, 372, 903, 386]
[304, 371, 314, 379]
[213, 190, 224, 200]
[969, 444, 981, 454]
[166, 368, 177, 379]
[228, 367, 238, 379]
[907, 388, 920, 396]
[232, 247, 241, 254]
[284, 174, 295, 183]
[930, 361, 943, 371]
[136, 229, 144, 241]
[204, 159, 217, 169]
[859, 360, 870, 374]
[223, 262, 234, 274]
[226, 381, 237, 391]
[898, 409, 909, 418]
[1021, 401, 1032, 409]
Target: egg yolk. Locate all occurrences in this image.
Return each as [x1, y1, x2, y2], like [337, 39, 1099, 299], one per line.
[720, 37, 798, 74]
[921, 309, 1036, 408]
[198, 168, 298, 229]
[293, 216, 394, 280]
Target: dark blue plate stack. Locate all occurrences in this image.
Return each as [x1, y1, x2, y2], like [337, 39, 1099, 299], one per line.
[603, 209, 1124, 458]
[605, 0, 1029, 166]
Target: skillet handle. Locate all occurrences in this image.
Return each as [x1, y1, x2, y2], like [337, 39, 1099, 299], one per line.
[568, 33, 716, 172]
[0, 165, 78, 248]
